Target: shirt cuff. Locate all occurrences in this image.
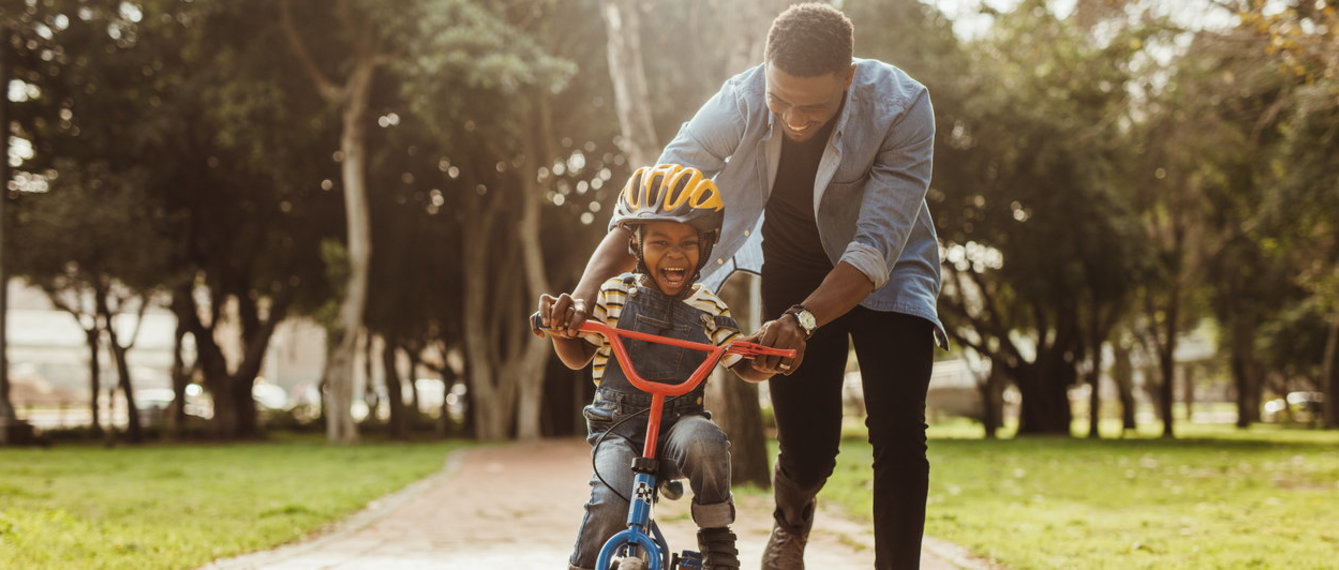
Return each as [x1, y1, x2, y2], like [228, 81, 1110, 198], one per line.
[839, 242, 890, 290]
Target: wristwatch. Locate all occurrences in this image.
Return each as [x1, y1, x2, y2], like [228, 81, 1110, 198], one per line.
[784, 305, 817, 338]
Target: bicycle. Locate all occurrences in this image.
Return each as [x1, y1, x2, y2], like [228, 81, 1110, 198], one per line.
[533, 314, 795, 570]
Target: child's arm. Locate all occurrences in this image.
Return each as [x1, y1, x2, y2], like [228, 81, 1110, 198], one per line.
[551, 337, 598, 370]
[537, 292, 601, 370]
[730, 359, 772, 383]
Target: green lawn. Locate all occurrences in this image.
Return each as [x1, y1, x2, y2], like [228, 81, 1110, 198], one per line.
[822, 421, 1339, 569]
[0, 435, 465, 569]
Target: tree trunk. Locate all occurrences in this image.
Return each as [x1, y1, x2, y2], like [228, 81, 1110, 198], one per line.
[1231, 336, 1257, 428]
[1158, 341, 1176, 438]
[0, 25, 13, 444]
[722, 0, 776, 73]
[513, 95, 558, 441]
[1183, 364, 1196, 423]
[1111, 338, 1137, 432]
[383, 338, 406, 438]
[281, 0, 378, 444]
[172, 285, 284, 440]
[461, 196, 511, 440]
[600, 0, 659, 168]
[98, 294, 142, 443]
[1321, 310, 1339, 429]
[1087, 348, 1102, 439]
[707, 273, 770, 488]
[406, 347, 421, 420]
[170, 315, 191, 435]
[86, 327, 103, 435]
[977, 360, 1006, 439]
[324, 53, 376, 441]
[1156, 289, 1180, 438]
[323, 332, 359, 442]
[363, 333, 379, 425]
[1014, 354, 1073, 435]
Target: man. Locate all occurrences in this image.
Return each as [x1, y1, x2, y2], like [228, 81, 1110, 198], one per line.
[550, 3, 946, 568]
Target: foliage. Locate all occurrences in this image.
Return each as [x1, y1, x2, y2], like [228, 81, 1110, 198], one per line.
[927, 0, 1160, 433]
[0, 437, 466, 569]
[5, 0, 1339, 441]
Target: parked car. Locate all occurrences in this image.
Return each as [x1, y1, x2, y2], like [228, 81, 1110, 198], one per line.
[1262, 391, 1325, 423]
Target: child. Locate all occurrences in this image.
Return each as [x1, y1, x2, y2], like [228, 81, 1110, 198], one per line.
[537, 164, 770, 570]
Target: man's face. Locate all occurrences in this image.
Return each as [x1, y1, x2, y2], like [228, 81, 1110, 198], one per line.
[638, 221, 702, 296]
[764, 62, 854, 143]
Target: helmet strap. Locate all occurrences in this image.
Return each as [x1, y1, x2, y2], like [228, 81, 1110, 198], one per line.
[629, 229, 651, 277]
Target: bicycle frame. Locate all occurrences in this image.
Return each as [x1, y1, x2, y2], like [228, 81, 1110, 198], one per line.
[536, 316, 794, 570]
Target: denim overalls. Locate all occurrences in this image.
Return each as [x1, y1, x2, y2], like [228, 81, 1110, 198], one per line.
[569, 276, 738, 569]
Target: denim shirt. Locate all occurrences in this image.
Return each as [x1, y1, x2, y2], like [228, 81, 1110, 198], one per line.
[649, 59, 947, 349]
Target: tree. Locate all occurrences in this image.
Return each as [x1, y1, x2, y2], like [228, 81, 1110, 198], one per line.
[600, 0, 658, 168]
[0, 19, 15, 443]
[1234, 0, 1339, 428]
[933, 0, 1156, 434]
[5, 2, 202, 443]
[393, 0, 581, 440]
[153, 0, 341, 440]
[279, 0, 387, 443]
[13, 163, 173, 443]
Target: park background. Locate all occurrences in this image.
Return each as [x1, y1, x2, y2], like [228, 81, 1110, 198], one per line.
[0, 0, 1337, 568]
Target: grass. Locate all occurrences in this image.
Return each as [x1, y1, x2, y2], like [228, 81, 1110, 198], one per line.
[820, 419, 1339, 569]
[0, 434, 466, 569]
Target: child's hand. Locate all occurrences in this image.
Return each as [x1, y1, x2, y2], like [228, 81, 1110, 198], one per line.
[536, 293, 589, 339]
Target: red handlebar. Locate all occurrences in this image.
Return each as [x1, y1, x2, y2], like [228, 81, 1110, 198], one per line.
[532, 315, 796, 397]
[533, 313, 796, 460]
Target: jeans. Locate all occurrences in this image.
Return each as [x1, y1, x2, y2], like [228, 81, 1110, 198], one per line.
[765, 283, 935, 569]
[569, 389, 736, 569]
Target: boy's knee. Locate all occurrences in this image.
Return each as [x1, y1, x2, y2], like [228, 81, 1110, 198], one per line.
[691, 493, 736, 528]
[684, 428, 730, 459]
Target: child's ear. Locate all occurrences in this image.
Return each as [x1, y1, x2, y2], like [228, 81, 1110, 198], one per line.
[627, 234, 639, 257]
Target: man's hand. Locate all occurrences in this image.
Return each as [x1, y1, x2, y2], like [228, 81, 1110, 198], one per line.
[535, 293, 588, 339]
[744, 315, 807, 376]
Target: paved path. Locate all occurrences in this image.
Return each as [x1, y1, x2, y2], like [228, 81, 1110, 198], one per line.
[206, 439, 993, 569]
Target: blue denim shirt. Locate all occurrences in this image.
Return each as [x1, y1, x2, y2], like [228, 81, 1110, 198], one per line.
[649, 59, 947, 348]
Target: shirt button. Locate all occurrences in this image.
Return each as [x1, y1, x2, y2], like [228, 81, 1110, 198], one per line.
[744, 230, 751, 236]
[716, 258, 724, 265]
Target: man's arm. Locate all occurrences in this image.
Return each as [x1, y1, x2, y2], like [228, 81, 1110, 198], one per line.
[572, 227, 636, 305]
[750, 262, 874, 374]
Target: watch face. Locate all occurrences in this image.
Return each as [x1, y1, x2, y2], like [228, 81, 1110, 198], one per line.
[797, 310, 816, 332]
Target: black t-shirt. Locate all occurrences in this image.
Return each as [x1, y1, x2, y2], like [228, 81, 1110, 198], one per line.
[761, 113, 839, 297]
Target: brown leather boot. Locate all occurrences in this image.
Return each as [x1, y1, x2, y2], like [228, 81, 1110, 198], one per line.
[697, 526, 740, 569]
[760, 466, 817, 570]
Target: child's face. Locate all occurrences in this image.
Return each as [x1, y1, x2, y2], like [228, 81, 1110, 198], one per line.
[639, 221, 702, 296]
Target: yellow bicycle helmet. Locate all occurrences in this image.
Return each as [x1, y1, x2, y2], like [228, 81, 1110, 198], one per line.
[613, 164, 725, 280]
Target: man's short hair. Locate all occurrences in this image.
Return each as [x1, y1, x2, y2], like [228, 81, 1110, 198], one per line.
[764, 3, 854, 77]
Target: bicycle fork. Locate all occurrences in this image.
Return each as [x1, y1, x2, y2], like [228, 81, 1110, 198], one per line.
[595, 395, 703, 570]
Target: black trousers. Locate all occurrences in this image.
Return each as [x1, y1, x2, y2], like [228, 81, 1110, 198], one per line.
[763, 284, 935, 570]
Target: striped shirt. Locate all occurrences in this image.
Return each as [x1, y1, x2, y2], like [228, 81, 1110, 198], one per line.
[585, 275, 744, 384]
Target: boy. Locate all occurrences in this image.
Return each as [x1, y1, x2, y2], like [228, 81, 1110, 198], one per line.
[537, 164, 770, 570]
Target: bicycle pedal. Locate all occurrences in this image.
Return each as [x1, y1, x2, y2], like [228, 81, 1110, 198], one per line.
[674, 550, 703, 569]
[659, 479, 684, 501]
